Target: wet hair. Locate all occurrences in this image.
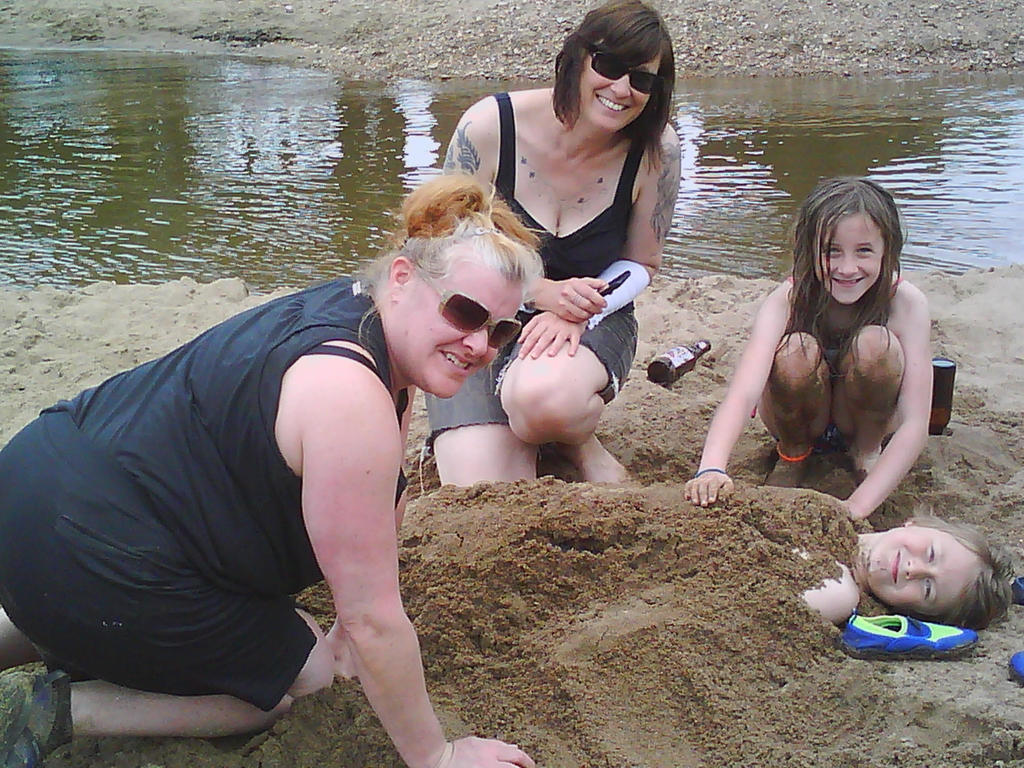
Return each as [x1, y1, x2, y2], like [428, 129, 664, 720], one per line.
[786, 177, 904, 362]
[552, 0, 675, 162]
[904, 514, 1014, 630]
[360, 174, 543, 300]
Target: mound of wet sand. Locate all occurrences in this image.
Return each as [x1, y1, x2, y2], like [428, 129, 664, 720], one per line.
[2, 266, 1022, 767]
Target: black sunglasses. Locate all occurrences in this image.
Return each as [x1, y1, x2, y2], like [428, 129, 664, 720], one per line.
[428, 282, 522, 348]
[588, 48, 662, 95]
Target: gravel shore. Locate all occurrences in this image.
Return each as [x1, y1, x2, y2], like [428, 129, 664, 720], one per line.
[1, 0, 1022, 80]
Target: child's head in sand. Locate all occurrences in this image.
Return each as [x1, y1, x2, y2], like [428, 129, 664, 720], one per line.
[805, 513, 1014, 629]
[853, 515, 1013, 629]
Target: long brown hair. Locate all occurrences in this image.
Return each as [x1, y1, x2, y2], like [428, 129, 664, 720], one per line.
[552, 0, 675, 163]
[786, 177, 904, 360]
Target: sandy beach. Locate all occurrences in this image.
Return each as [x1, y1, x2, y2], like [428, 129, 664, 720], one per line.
[1, 266, 1023, 767]
[2, 1, 1024, 766]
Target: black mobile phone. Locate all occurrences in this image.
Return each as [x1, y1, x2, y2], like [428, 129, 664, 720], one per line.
[600, 270, 631, 296]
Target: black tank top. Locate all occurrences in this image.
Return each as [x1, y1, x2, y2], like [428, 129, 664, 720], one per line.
[47, 279, 403, 596]
[494, 92, 645, 282]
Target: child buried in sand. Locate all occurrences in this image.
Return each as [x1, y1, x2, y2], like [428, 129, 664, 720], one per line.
[803, 513, 1012, 628]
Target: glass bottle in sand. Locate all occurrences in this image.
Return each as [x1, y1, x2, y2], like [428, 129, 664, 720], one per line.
[929, 356, 956, 435]
[647, 340, 712, 386]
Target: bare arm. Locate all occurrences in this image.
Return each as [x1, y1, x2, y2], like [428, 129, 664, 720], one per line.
[844, 281, 931, 520]
[619, 124, 681, 280]
[684, 283, 791, 506]
[442, 97, 499, 184]
[278, 354, 446, 768]
[802, 563, 860, 624]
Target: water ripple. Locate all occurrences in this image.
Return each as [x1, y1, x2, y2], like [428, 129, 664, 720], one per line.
[0, 51, 1022, 289]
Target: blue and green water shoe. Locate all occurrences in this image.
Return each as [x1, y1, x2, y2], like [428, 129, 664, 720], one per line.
[1009, 651, 1024, 684]
[840, 612, 978, 660]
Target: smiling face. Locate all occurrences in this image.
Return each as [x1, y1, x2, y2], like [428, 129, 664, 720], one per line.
[582, 51, 659, 131]
[853, 523, 983, 619]
[385, 246, 522, 399]
[815, 212, 885, 305]
[551, 2, 675, 153]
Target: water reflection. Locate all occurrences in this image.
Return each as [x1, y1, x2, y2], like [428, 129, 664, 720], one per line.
[674, 75, 1024, 275]
[393, 78, 443, 189]
[0, 49, 1021, 290]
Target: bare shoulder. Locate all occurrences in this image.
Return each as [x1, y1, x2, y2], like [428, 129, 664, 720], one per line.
[276, 349, 399, 475]
[802, 562, 860, 625]
[506, 87, 556, 118]
[637, 124, 680, 181]
[893, 277, 928, 307]
[457, 93, 500, 126]
[660, 122, 681, 152]
[444, 97, 499, 176]
[764, 278, 794, 307]
[749, 280, 792, 331]
[888, 278, 930, 330]
[282, 348, 392, 416]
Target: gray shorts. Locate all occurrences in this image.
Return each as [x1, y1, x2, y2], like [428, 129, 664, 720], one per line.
[425, 306, 638, 439]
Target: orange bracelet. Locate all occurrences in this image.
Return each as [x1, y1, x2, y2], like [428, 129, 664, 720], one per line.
[776, 444, 813, 463]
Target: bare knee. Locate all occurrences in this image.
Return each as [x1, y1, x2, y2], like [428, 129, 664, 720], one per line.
[769, 333, 827, 394]
[841, 326, 904, 405]
[502, 356, 606, 442]
[505, 373, 571, 425]
[846, 326, 904, 380]
[503, 374, 599, 443]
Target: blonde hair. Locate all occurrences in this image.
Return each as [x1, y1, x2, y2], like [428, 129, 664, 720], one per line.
[908, 514, 1014, 629]
[360, 174, 542, 301]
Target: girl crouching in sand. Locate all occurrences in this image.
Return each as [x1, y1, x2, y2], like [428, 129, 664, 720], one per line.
[686, 177, 931, 521]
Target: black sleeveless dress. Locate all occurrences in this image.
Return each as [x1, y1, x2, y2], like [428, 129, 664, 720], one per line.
[0, 278, 405, 710]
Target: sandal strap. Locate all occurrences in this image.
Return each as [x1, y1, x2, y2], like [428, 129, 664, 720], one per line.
[0, 669, 72, 764]
[36, 671, 72, 753]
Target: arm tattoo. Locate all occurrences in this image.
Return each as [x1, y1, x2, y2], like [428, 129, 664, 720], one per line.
[443, 123, 481, 174]
[651, 140, 681, 243]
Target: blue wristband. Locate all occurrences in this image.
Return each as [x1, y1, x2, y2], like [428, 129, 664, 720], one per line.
[694, 467, 727, 479]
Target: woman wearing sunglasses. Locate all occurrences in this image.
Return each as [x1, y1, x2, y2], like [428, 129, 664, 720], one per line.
[428, 0, 680, 485]
[0, 175, 542, 768]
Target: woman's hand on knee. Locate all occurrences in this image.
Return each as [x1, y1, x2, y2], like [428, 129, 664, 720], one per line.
[517, 312, 584, 359]
[434, 736, 535, 768]
[684, 469, 733, 507]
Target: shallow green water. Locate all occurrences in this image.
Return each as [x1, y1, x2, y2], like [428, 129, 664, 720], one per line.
[1, 49, 1022, 290]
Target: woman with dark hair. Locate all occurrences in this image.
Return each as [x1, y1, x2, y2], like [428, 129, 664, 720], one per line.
[428, 0, 681, 485]
[0, 175, 541, 768]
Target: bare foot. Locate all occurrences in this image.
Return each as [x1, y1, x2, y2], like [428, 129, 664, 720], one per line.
[764, 455, 810, 488]
[850, 447, 881, 484]
[556, 436, 630, 484]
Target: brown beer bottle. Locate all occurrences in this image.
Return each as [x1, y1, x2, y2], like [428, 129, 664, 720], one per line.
[647, 340, 712, 386]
